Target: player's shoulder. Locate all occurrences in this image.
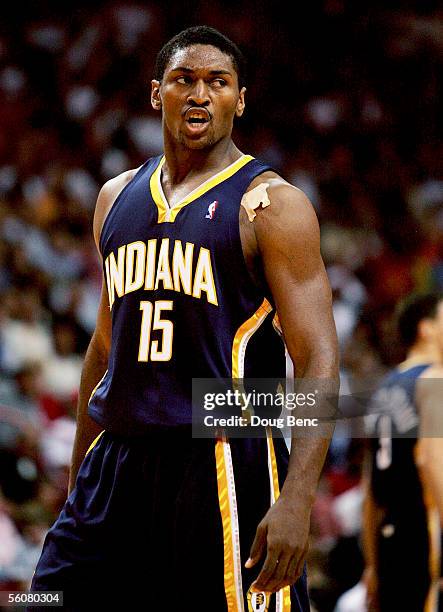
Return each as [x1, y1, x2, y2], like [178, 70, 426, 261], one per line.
[418, 363, 443, 379]
[93, 166, 142, 247]
[97, 166, 141, 207]
[415, 363, 443, 405]
[245, 168, 318, 233]
[247, 170, 310, 204]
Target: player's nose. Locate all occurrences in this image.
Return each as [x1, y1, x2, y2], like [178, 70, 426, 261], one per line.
[187, 79, 210, 106]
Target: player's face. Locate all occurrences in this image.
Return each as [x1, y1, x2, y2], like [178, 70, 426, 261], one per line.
[151, 44, 246, 150]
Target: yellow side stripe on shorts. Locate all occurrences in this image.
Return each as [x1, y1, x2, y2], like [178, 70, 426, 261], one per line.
[85, 430, 105, 457]
[215, 436, 245, 612]
[267, 431, 291, 612]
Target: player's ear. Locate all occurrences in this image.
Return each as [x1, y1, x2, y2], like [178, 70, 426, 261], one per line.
[236, 87, 246, 117]
[151, 80, 162, 111]
[418, 318, 434, 342]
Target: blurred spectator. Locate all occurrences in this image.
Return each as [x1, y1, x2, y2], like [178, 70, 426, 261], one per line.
[41, 317, 82, 406]
[0, 289, 53, 374]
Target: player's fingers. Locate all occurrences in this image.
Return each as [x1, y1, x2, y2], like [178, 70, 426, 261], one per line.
[282, 554, 301, 587]
[250, 545, 279, 591]
[275, 545, 307, 591]
[259, 552, 292, 593]
[245, 523, 266, 568]
[290, 545, 308, 584]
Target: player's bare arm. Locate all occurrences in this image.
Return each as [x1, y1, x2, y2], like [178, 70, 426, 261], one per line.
[68, 169, 139, 495]
[361, 448, 384, 611]
[416, 365, 443, 525]
[242, 174, 340, 592]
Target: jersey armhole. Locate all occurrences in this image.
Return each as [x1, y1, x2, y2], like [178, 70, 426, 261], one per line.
[98, 159, 153, 256]
[232, 161, 275, 303]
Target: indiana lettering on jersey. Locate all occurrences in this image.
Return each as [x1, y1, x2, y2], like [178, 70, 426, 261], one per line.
[104, 238, 218, 309]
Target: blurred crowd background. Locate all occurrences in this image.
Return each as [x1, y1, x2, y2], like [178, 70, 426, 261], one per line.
[0, 1, 442, 609]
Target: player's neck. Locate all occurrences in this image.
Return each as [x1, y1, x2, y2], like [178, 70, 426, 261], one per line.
[404, 343, 442, 366]
[162, 137, 242, 185]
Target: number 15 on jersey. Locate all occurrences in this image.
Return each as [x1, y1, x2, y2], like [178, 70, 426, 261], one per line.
[138, 300, 173, 362]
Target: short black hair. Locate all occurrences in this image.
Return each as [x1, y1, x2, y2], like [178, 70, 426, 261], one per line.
[154, 25, 246, 88]
[396, 292, 443, 348]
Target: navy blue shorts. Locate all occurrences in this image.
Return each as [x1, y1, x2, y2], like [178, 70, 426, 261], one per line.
[29, 427, 309, 611]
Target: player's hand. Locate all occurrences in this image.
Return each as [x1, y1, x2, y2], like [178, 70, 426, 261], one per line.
[245, 496, 310, 593]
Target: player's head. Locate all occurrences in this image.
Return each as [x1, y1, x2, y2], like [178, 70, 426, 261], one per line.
[154, 26, 246, 89]
[151, 26, 246, 149]
[397, 292, 443, 354]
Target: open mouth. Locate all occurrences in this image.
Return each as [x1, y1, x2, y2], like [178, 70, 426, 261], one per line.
[187, 117, 208, 124]
[184, 108, 211, 125]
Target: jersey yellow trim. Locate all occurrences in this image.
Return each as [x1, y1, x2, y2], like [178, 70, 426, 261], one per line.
[150, 156, 168, 222]
[150, 154, 254, 223]
[87, 369, 108, 405]
[232, 299, 273, 379]
[85, 430, 105, 457]
[215, 436, 245, 612]
[267, 432, 292, 612]
[272, 313, 283, 337]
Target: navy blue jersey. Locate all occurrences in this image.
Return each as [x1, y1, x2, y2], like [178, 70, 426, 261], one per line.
[368, 363, 430, 511]
[367, 363, 440, 611]
[88, 154, 286, 434]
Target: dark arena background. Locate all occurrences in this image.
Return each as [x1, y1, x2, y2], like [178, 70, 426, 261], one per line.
[0, 1, 442, 610]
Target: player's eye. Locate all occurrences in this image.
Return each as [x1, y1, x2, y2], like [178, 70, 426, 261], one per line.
[176, 76, 192, 85]
[211, 78, 227, 87]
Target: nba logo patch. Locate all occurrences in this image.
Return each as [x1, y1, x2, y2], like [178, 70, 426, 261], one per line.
[247, 587, 270, 611]
[205, 200, 218, 219]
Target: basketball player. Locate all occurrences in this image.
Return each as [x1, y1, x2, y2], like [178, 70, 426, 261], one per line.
[363, 292, 443, 612]
[29, 26, 339, 611]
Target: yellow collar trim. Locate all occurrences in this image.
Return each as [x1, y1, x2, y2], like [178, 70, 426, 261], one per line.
[150, 154, 254, 223]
